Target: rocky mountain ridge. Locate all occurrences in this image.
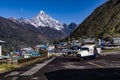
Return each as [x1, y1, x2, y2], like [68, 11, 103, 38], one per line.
[70, 0, 120, 39]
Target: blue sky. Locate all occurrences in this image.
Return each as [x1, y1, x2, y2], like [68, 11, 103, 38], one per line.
[0, 0, 107, 24]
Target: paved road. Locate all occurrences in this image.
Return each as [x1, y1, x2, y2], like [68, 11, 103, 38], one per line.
[0, 54, 120, 80]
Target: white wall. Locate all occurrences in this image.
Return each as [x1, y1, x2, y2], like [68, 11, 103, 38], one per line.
[0, 45, 2, 56]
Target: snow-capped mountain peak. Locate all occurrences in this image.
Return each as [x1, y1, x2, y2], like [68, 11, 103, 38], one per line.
[29, 11, 64, 30]
[9, 11, 64, 30]
[40, 10, 45, 15]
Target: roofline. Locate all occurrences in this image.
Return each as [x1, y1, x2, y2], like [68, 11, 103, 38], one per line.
[0, 40, 6, 43]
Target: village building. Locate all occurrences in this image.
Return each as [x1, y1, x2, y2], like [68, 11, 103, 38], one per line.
[0, 40, 5, 56]
[112, 36, 120, 44]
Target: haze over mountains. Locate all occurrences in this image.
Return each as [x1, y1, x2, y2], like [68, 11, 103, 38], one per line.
[70, 0, 120, 39]
[0, 11, 77, 50]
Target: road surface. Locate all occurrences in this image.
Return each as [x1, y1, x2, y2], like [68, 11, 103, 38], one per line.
[0, 53, 120, 80]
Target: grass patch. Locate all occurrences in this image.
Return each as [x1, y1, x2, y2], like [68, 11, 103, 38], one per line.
[0, 54, 49, 73]
[18, 54, 48, 66]
[0, 64, 17, 73]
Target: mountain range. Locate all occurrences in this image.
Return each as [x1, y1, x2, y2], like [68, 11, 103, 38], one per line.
[70, 0, 120, 40]
[9, 11, 78, 39]
[0, 11, 77, 50]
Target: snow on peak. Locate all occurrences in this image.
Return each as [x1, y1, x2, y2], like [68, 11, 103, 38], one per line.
[9, 17, 29, 24]
[17, 17, 29, 23]
[9, 17, 17, 22]
[9, 11, 64, 30]
[40, 11, 45, 14]
[29, 11, 64, 30]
